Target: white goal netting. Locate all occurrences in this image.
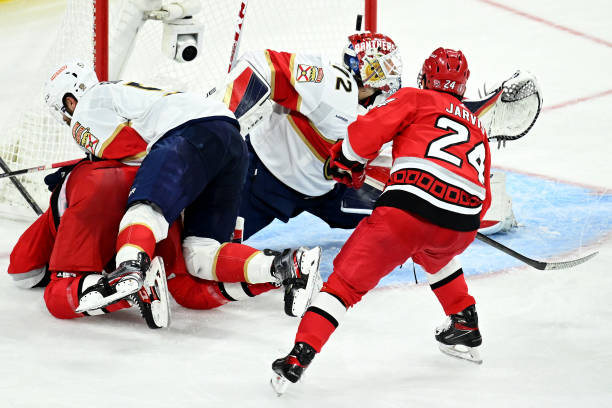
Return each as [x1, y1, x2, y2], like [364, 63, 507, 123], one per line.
[0, 0, 364, 214]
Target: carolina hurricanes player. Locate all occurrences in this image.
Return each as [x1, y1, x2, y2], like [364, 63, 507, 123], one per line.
[41, 61, 321, 318]
[8, 159, 321, 327]
[271, 47, 491, 395]
[230, 31, 539, 240]
[232, 32, 402, 239]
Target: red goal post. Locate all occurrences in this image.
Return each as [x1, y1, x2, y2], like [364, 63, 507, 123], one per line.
[0, 0, 378, 213]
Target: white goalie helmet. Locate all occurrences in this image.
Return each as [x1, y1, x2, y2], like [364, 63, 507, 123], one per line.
[43, 61, 99, 125]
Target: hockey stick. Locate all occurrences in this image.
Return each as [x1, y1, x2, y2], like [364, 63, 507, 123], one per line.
[228, 1, 248, 73]
[0, 158, 82, 180]
[475, 232, 597, 270]
[0, 156, 43, 215]
[360, 174, 598, 270]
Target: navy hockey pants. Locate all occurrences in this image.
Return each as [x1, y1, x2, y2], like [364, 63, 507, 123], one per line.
[238, 138, 366, 240]
[128, 117, 248, 242]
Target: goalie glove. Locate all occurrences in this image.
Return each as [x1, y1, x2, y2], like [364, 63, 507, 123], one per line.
[476, 70, 542, 145]
[324, 141, 366, 189]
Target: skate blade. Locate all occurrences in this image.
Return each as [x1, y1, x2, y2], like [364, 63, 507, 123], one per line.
[438, 343, 483, 364]
[291, 247, 322, 317]
[270, 372, 290, 396]
[147, 257, 171, 328]
[76, 280, 141, 313]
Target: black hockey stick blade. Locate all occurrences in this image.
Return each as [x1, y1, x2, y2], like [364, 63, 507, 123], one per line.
[476, 233, 598, 270]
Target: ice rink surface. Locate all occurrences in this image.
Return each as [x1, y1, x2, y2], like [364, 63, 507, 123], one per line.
[0, 0, 611, 407]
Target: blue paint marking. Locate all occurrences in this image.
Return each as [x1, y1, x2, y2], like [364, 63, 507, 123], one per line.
[245, 170, 612, 287]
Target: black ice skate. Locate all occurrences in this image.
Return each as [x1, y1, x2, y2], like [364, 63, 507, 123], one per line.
[270, 342, 317, 396]
[130, 256, 171, 329]
[269, 247, 322, 317]
[76, 252, 150, 313]
[435, 304, 483, 364]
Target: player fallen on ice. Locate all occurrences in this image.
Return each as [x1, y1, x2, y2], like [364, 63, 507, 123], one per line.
[34, 61, 322, 324]
[8, 157, 324, 327]
[271, 47, 491, 395]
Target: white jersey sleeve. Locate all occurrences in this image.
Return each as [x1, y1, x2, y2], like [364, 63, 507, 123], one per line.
[69, 81, 235, 162]
[239, 50, 360, 196]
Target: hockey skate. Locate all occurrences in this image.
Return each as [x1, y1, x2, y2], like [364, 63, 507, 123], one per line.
[270, 247, 323, 317]
[76, 252, 150, 313]
[130, 256, 171, 329]
[435, 305, 483, 364]
[270, 342, 317, 396]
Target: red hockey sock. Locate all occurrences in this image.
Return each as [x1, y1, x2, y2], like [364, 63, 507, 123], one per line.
[116, 224, 156, 260]
[430, 270, 475, 315]
[44, 273, 130, 319]
[294, 291, 347, 352]
[213, 243, 261, 282]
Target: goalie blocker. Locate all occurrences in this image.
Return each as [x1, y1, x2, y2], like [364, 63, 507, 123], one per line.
[206, 60, 272, 135]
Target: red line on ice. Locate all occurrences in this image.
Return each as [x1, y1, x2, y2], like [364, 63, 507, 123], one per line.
[477, 0, 612, 48]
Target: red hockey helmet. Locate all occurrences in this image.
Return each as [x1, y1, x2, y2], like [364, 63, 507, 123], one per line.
[342, 32, 402, 93]
[418, 47, 470, 98]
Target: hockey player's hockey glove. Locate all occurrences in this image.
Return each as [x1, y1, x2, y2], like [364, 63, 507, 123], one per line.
[43, 157, 92, 192]
[324, 141, 365, 189]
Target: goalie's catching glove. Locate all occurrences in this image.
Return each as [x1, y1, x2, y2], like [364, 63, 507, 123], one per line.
[324, 141, 365, 189]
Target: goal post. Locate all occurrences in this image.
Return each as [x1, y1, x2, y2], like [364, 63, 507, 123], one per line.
[0, 0, 377, 214]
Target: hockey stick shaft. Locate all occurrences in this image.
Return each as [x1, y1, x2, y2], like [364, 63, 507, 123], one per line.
[0, 156, 43, 215]
[363, 174, 597, 270]
[228, 1, 248, 73]
[0, 158, 82, 180]
[475, 232, 597, 270]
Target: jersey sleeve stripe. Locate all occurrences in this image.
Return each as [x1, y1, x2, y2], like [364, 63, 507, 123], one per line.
[265, 50, 301, 111]
[98, 122, 148, 160]
[287, 112, 334, 162]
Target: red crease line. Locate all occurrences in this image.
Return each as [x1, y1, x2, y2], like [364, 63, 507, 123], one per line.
[543, 89, 612, 111]
[477, 0, 612, 49]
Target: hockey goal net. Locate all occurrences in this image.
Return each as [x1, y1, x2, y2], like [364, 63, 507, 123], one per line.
[0, 0, 375, 215]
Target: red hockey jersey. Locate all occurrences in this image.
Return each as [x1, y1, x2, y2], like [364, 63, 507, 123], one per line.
[8, 160, 140, 284]
[344, 87, 492, 231]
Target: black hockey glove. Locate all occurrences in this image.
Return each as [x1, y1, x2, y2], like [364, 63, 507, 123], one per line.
[43, 157, 92, 191]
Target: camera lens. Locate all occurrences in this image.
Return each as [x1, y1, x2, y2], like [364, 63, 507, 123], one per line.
[181, 45, 198, 62]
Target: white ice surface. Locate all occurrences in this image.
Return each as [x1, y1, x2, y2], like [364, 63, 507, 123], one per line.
[1, 1, 611, 407]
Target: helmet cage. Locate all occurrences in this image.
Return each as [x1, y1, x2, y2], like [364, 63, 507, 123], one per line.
[360, 48, 402, 91]
[342, 32, 402, 93]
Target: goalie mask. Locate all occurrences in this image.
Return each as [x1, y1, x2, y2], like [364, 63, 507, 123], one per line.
[342, 32, 402, 93]
[43, 61, 99, 125]
[418, 47, 470, 98]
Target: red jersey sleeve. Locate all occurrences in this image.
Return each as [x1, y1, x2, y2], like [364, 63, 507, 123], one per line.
[345, 88, 417, 161]
[97, 125, 148, 161]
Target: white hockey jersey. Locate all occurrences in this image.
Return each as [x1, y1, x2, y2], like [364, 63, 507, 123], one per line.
[240, 50, 361, 197]
[69, 81, 235, 162]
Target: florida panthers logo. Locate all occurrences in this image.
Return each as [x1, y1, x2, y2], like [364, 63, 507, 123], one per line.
[296, 64, 324, 83]
[71, 121, 99, 154]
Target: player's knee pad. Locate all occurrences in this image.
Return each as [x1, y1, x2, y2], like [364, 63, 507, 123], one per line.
[182, 236, 223, 281]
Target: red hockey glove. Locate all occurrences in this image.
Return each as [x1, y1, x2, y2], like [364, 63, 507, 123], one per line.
[324, 141, 366, 189]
